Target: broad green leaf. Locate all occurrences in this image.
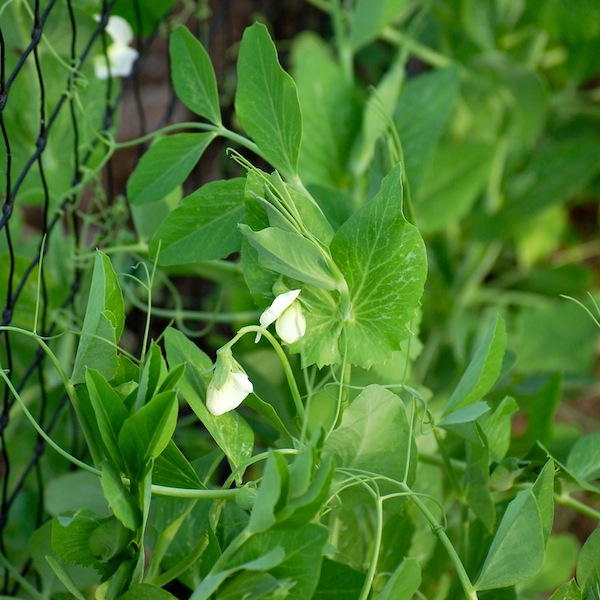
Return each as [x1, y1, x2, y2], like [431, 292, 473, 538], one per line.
[51, 511, 103, 568]
[395, 67, 460, 196]
[218, 572, 293, 600]
[350, 0, 411, 50]
[443, 315, 506, 416]
[85, 369, 128, 469]
[313, 559, 365, 599]
[118, 390, 178, 478]
[235, 23, 302, 178]
[131, 186, 181, 242]
[127, 133, 215, 206]
[466, 440, 495, 531]
[45, 471, 109, 517]
[119, 583, 178, 600]
[488, 135, 600, 235]
[200, 524, 329, 600]
[71, 251, 124, 384]
[169, 25, 221, 125]
[331, 164, 427, 368]
[549, 580, 582, 600]
[475, 465, 549, 591]
[567, 432, 600, 482]
[415, 141, 495, 233]
[150, 178, 246, 265]
[523, 374, 562, 451]
[88, 517, 133, 562]
[513, 302, 597, 375]
[244, 394, 293, 444]
[324, 385, 417, 488]
[378, 557, 421, 600]
[292, 33, 360, 188]
[576, 527, 600, 597]
[163, 327, 254, 477]
[100, 461, 142, 531]
[239, 224, 337, 290]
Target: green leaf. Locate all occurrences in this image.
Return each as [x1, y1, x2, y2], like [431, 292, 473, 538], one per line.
[163, 327, 254, 477]
[131, 186, 181, 242]
[118, 391, 178, 478]
[292, 33, 360, 188]
[169, 25, 221, 125]
[127, 133, 215, 206]
[532, 460, 555, 545]
[443, 315, 506, 416]
[355, 52, 404, 175]
[239, 224, 337, 290]
[331, 164, 427, 368]
[248, 452, 290, 534]
[313, 559, 365, 599]
[88, 517, 133, 562]
[71, 251, 124, 384]
[395, 67, 460, 196]
[378, 557, 421, 600]
[153, 441, 203, 489]
[415, 141, 495, 233]
[135, 342, 166, 411]
[567, 432, 600, 482]
[51, 511, 103, 568]
[85, 369, 129, 469]
[576, 527, 600, 597]
[323, 385, 417, 488]
[235, 23, 302, 178]
[483, 397, 519, 463]
[45, 471, 109, 517]
[100, 461, 142, 531]
[350, 0, 411, 50]
[150, 178, 246, 265]
[549, 580, 582, 600]
[466, 439, 495, 531]
[496, 135, 600, 227]
[475, 464, 551, 591]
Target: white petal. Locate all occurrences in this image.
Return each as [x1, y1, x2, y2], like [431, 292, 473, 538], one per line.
[206, 371, 253, 416]
[105, 15, 134, 45]
[94, 44, 138, 79]
[259, 290, 301, 329]
[275, 302, 306, 344]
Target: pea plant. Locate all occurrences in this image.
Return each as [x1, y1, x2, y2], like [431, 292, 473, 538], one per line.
[2, 2, 600, 599]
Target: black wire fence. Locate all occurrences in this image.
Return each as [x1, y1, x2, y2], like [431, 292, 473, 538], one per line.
[0, 1, 317, 594]
[0, 0, 191, 593]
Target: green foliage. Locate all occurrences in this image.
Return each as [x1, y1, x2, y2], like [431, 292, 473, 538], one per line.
[3, 1, 600, 599]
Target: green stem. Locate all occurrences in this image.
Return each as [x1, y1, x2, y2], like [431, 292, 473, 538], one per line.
[555, 493, 600, 521]
[381, 27, 453, 68]
[403, 484, 477, 600]
[222, 449, 298, 490]
[358, 495, 384, 600]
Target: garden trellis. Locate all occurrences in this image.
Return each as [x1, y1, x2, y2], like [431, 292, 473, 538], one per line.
[0, 0, 171, 593]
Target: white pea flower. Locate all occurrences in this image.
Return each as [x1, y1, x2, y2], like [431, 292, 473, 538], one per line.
[206, 355, 253, 416]
[93, 15, 139, 79]
[257, 289, 306, 344]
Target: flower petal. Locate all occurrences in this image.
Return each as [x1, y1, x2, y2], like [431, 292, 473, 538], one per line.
[105, 15, 135, 45]
[259, 289, 301, 329]
[206, 370, 253, 416]
[275, 302, 306, 344]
